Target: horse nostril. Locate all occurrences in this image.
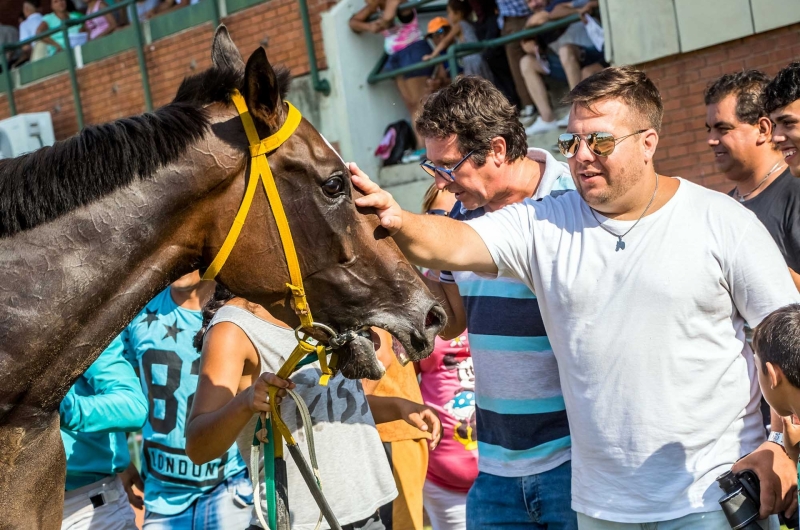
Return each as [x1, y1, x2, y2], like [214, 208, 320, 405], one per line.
[424, 305, 446, 331]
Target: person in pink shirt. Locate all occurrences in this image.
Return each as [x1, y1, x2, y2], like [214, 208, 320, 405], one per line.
[419, 334, 476, 530]
[84, 0, 116, 41]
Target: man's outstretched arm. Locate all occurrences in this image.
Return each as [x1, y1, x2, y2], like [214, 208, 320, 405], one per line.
[351, 162, 497, 273]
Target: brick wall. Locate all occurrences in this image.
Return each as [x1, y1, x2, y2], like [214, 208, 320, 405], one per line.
[639, 23, 800, 192]
[0, 0, 335, 138]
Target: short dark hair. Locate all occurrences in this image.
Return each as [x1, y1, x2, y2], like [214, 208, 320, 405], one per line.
[753, 303, 800, 388]
[563, 66, 663, 133]
[762, 62, 800, 116]
[704, 70, 771, 125]
[447, 0, 472, 19]
[416, 76, 528, 166]
[24, 0, 41, 8]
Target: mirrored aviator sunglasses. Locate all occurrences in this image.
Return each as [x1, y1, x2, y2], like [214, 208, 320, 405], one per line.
[557, 130, 647, 158]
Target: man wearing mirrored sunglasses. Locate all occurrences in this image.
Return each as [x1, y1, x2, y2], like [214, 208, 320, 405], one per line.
[351, 66, 799, 529]
[402, 75, 578, 529]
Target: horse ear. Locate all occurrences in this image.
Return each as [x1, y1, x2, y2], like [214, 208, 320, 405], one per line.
[211, 25, 244, 71]
[243, 46, 282, 127]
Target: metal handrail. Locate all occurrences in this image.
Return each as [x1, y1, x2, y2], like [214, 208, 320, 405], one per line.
[367, 13, 581, 84]
[297, 0, 330, 95]
[0, 0, 152, 125]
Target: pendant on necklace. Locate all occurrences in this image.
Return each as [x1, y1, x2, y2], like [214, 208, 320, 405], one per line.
[616, 237, 625, 251]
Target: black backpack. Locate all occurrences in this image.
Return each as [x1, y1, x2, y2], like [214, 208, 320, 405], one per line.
[382, 120, 416, 167]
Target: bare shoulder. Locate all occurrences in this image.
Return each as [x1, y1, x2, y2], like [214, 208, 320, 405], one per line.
[203, 320, 256, 360]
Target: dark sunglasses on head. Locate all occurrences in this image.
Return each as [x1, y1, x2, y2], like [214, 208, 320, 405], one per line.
[420, 149, 475, 182]
[426, 209, 450, 216]
[557, 130, 647, 158]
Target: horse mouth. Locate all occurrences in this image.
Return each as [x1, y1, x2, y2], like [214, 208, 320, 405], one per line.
[333, 304, 446, 380]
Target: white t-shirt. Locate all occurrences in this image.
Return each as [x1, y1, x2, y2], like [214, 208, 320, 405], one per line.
[466, 178, 800, 522]
[19, 13, 43, 42]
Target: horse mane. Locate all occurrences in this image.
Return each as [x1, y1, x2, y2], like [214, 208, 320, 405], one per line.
[0, 62, 291, 239]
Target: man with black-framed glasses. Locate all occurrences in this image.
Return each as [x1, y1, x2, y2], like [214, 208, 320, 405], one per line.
[396, 75, 578, 529]
[351, 67, 799, 529]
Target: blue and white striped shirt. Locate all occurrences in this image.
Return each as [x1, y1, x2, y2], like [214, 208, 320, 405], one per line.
[440, 148, 574, 476]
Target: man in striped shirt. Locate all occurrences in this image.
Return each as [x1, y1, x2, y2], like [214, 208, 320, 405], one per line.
[420, 76, 577, 529]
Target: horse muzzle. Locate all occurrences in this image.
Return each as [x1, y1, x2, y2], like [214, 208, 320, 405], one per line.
[332, 302, 447, 380]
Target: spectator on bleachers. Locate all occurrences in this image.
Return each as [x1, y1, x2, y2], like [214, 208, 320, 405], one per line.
[494, 0, 535, 116]
[0, 24, 19, 68]
[36, 0, 82, 56]
[350, 0, 434, 155]
[520, 0, 605, 135]
[84, 0, 117, 40]
[132, 0, 160, 21]
[145, 0, 200, 19]
[424, 17, 453, 93]
[423, 0, 495, 82]
[461, 0, 519, 109]
[15, 0, 43, 66]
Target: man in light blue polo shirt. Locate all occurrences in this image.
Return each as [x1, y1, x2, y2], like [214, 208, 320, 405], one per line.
[60, 334, 148, 529]
[418, 76, 577, 529]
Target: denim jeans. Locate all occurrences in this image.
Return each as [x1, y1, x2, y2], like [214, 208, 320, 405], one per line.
[466, 461, 577, 530]
[143, 469, 253, 530]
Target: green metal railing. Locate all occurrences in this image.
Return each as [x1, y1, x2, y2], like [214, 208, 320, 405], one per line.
[368, 13, 581, 84]
[0, 0, 151, 128]
[297, 0, 330, 95]
[0, 0, 331, 132]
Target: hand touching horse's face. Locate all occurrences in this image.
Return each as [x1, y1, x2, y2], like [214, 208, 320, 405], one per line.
[200, 30, 445, 379]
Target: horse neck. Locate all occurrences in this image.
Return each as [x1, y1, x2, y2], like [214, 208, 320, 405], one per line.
[0, 164, 232, 412]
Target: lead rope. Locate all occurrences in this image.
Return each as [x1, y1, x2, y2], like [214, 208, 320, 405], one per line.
[252, 389, 323, 530]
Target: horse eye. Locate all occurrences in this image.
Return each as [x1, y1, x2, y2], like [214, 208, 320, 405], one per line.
[322, 176, 344, 197]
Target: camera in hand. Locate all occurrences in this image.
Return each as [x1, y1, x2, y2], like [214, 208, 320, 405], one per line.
[716, 469, 798, 530]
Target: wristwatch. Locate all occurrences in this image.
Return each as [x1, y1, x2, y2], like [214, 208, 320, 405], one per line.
[768, 431, 785, 448]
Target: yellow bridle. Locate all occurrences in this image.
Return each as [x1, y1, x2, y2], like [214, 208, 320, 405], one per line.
[203, 89, 336, 445]
[202, 89, 313, 329]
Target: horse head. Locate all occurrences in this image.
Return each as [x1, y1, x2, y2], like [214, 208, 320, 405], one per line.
[185, 27, 445, 379]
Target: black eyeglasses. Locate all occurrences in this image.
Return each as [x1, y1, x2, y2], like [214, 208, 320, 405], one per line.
[557, 130, 647, 158]
[420, 150, 475, 182]
[426, 209, 450, 216]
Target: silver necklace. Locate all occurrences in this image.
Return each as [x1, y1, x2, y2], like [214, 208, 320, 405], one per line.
[733, 162, 784, 203]
[590, 174, 659, 252]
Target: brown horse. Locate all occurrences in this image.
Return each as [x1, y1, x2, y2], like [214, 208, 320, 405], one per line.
[0, 27, 444, 529]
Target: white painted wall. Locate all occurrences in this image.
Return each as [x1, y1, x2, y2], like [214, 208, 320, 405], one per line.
[674, 0, 753, 52]
[752, 0, 800, 33]
[603, 0, 680, 65]
[604, 0, 800, 65]
[318, 0, 411, 182]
